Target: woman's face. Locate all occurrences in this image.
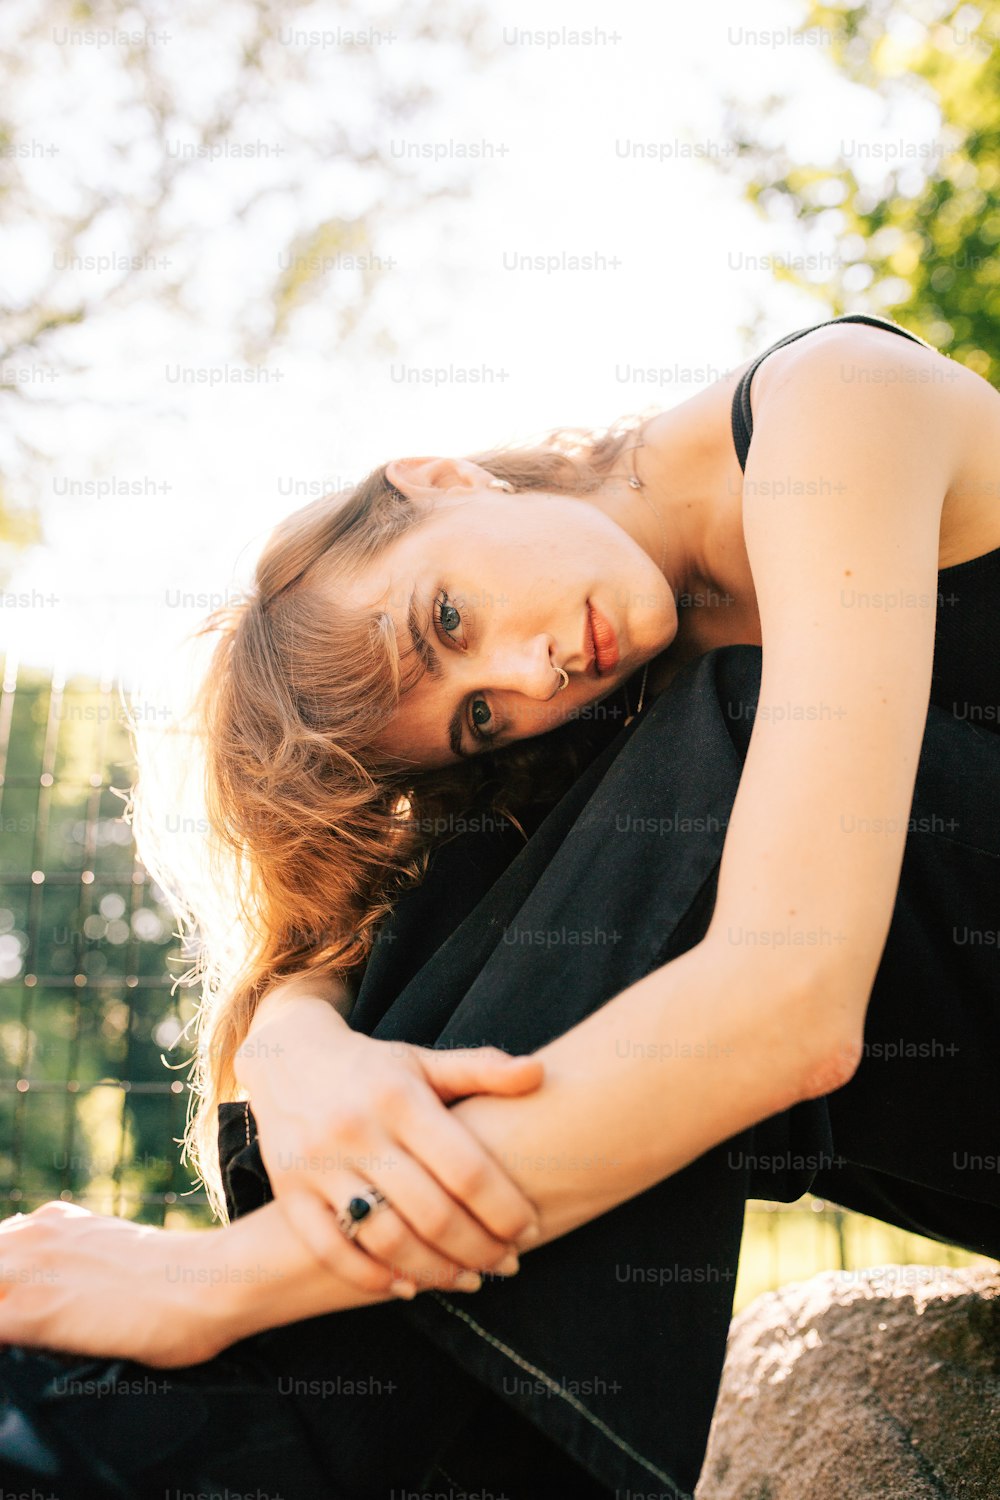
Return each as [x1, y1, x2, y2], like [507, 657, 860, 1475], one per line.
[336, 456, 680, 769]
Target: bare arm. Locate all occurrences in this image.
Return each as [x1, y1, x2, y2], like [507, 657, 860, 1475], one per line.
[176, 935, 802, 1348]
[157, 943, 789, 1345]
[456, 324, 973, 1246]
[0, 943, 823, 1362]
[451, 940, 811, 1246]
[452, 323, 974, 1245]
[0, 1195, 402, 1367]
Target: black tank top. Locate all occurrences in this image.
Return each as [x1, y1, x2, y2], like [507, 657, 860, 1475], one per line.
[730, 313, 1000, 734]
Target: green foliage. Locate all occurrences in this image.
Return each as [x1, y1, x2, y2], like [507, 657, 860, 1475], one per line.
[722, 0, 1000, 380]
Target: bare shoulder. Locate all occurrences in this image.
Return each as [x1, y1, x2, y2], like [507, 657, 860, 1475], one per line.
[750, 321, 1000, 567]
[634, 318, 1000, 569]
[749, 319, 971, 418]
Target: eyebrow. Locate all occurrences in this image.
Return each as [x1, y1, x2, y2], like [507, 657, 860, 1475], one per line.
[405, 587, 473, 761]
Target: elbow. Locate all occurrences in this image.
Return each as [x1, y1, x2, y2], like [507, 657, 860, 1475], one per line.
[694, 932, 871, 1111]
[713, 938, 869, 1109]
[796, 1028, 865, 1101]
[777, 965, 868, 1103]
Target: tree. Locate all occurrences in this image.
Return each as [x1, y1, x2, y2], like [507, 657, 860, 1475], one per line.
[718, 0, 1000, 379]
[0, 0, 493, 546]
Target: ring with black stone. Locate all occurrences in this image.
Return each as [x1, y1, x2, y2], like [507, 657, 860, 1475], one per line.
[336, 1186, 389, 1240]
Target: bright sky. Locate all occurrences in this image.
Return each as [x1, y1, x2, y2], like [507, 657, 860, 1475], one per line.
[2, 0, 943, 689]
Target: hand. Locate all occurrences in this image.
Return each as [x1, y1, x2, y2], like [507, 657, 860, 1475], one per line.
[238, 995, 544, 1295]
[0, 1202, 229, 1369]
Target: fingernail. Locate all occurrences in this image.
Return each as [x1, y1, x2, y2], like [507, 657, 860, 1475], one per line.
[495, 1252, 520, 1276]
[389, 1279, 417, 1300]
[518, 1224, 541, 1247]
[455, 1270, 482, 1293]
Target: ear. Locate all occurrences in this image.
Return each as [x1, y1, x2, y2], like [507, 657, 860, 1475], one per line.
[385, 456, 493, 501]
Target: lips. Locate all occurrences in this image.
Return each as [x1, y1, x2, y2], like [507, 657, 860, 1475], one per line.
[582, 604, 596, 671]
[587, 601, 619, 675]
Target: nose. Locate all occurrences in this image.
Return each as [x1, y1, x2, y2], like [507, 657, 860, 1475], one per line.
[480, 632, 563, 701]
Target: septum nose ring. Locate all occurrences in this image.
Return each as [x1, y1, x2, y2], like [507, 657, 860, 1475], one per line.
[554, 665, 569, 693]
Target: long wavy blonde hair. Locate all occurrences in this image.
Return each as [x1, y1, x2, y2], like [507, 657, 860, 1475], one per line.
[131, 419, 647, 1219]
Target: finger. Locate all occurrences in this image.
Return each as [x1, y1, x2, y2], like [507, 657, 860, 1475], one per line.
[416, 1047, 544, 1104]
[333, 1173, 484, 1296]
[376, 1152, 520, 1274]
[277, 1189, 398, 1296]
[397, 1105, 538, 1244]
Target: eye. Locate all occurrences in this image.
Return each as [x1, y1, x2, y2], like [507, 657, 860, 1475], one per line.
[470, 698, 494, 740]
[434, 591, 465, 644]
[433, 589, 496, 746]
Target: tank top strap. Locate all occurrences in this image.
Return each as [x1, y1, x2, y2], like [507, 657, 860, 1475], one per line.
[730, 313, 931, 473]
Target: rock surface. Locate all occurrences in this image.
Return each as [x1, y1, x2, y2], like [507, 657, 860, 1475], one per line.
[696, 1264, 1000, 1500]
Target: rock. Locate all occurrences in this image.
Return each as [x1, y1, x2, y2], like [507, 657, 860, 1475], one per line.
[696, 1265, 1000, 1500]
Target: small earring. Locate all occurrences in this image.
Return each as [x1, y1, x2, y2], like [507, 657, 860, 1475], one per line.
[488, 478, 515, 493]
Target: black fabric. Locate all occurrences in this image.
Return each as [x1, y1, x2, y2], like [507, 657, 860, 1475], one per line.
[932, 549, 1000, 736]
[216, 644, 1000, 1496]
[4, 645, 998, 1498]
[229, 646, 761, 1500]
[0, 1340, 343, 1500]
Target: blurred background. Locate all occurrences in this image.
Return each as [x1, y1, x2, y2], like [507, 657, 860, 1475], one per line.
[2, 0, 998, 1309]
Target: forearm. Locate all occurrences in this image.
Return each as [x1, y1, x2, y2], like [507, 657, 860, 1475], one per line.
[453, 938, 822, 1246]
[239, 942, 815, 1267]
[236, 971, 353, 1089]
[174, 1200, 394, 1349]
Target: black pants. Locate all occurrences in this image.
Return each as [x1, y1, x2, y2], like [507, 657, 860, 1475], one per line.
[3, 646, 998, 1500]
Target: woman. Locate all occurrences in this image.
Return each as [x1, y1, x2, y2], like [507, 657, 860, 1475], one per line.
[1, 311, 998, 1499]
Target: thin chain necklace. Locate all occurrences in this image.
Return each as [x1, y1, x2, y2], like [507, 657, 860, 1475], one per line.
[621, 432, 668, 726]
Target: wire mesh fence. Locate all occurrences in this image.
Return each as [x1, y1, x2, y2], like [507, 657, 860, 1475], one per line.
[0, 660, 990, 1299]
[0, 656, 207, 1223]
